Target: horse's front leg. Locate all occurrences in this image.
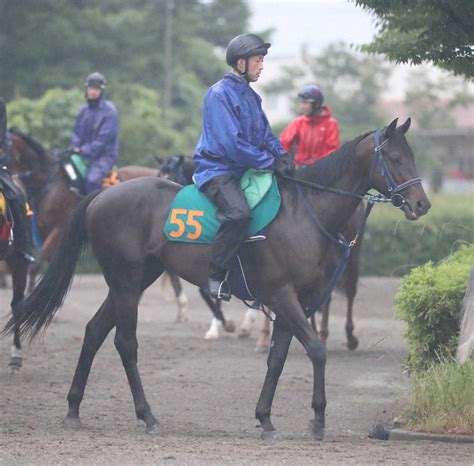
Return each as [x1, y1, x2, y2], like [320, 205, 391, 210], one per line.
[291, 315, 327, 440]
[7, 255, 28, 371]
[255, 319, 292, 439]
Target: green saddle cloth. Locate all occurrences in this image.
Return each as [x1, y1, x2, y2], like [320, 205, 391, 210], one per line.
[164, 169, 281, 244]
[70, 154, 89, 179]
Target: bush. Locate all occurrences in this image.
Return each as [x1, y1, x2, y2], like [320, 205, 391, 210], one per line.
[396, 244, 474, 373]
[405, 360, 474, 434]
[361, 194, 474, 276]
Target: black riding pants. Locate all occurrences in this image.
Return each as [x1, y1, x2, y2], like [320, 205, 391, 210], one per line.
[200, 174, 252, 280]
[0, 169, 33, 252]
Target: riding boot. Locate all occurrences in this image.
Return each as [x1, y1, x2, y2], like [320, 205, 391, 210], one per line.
[9, 196, 35, 264]
[201, 175, 253, 302]
[208, 264, 231, 301]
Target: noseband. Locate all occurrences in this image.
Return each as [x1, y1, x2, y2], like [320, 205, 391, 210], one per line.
[369, 128, 422, 208]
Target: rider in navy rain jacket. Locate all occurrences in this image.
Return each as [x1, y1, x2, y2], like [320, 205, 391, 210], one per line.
[193, 72, 284, 188]
[70, 72, 120, 193]
[194, 33, 294, 301]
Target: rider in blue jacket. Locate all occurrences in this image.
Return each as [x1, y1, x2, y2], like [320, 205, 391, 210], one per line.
[194, 33, 294, 300]
[70, 72, 120, 193]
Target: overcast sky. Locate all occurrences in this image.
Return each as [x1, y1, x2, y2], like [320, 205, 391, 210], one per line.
[247, 0, 379, 58]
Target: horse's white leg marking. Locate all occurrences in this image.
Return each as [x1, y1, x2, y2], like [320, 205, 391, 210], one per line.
[204, 317, 222, 340]
[238, 308, 259, 338]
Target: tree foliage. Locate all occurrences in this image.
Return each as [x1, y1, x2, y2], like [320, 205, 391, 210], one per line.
[263, 42, 391, 140]
[0, 0, 249, 100]
[0, 0, 251, 163]
[353, 0, 474, 79]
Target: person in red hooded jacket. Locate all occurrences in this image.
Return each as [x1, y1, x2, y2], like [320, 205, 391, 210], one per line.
[280, 85, 339, 167]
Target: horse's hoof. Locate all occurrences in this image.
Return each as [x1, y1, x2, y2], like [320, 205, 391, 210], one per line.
[9, 356, 22, 368]
[204, 331, 219, 341]
[223, 320, 236, 333]
[9, 357, 22, 374]
[347, 336, 359, 351]
[238, 329, 251, 339]
[62, 416, 82, 429]
[261, 429, 279, 441]
[145, 424, 159, 434]
[309, 420, 325, 441]
[254, 343, 270, 354]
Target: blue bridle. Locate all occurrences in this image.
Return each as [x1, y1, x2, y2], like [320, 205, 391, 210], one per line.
[369, 128, 422, 208]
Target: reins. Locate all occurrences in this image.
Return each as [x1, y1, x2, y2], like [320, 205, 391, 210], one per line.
[276, 128, 422, 318]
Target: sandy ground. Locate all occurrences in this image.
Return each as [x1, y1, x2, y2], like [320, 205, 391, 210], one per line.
[1, 275, 473, 465]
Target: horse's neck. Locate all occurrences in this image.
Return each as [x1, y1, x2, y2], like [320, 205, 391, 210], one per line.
[302, 153, 371, 234]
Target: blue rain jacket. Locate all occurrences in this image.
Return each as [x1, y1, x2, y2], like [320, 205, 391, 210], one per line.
[70, 97, 120, 174]
[193, 73, 284, 188]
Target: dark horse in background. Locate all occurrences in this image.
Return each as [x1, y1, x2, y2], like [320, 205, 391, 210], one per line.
[6, 119, 430, 439]
[159, 154, 364, 350]
[7, 129, 159, 291]
[0, 102, 29, 371]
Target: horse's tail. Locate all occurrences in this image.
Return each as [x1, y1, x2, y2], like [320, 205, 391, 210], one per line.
[3, 190, 103, 341]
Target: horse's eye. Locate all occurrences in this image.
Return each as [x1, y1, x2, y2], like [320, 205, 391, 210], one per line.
[390, 157, 402, 166]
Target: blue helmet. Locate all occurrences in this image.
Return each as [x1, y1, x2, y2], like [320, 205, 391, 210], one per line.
[298, 85, 324, 107]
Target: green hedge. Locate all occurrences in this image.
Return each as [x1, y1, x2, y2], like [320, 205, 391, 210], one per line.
[361, 194, 474, 276]
[396, 244, 474, 373]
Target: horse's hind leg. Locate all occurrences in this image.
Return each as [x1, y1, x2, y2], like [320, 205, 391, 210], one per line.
[111, 278, 159, 433]
[255, 319, 292, 439]
[169, 272, 188, 322]
[64, 295, 116, 428]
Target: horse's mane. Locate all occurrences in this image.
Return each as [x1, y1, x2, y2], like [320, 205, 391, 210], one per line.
[297, 131, 373, 186]
[9, 127, 48, 159]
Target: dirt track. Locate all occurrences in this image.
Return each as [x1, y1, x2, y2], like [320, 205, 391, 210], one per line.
[1, 276, 472, 465]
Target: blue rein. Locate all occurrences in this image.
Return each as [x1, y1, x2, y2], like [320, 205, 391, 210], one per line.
[294, 128, 422, 318]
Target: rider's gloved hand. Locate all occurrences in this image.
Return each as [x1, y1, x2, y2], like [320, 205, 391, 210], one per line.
[272, 152, 295, 177]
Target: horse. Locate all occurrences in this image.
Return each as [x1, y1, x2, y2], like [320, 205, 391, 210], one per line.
[0, 103, 29, 371]
[7, 129, 159, 291]
[159, 154, 364, 349]
[5, 118, 430, 439]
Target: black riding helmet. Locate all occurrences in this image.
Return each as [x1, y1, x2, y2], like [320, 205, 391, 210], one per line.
[226, 33, 271, 69]
[84, 72, 107, 90]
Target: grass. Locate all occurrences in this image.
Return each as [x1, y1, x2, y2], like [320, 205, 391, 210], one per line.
[404, 360, 474, 435]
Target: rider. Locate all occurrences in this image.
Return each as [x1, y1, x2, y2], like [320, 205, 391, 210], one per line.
[70, 72, 120, 194]
[193, 33, 294, 301]
[0, 102, 35, 264]
[280, 85, 339, 167]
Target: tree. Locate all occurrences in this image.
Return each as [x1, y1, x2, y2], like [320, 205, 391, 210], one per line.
[263, 42, 391, 140]
[353, 0, 474, 79]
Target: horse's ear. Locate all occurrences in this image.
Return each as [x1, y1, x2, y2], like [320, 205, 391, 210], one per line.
[154, 155, 164, 166]
[385, 118, 398, 138]
[400, 117, 411, 134]
[0, 100, 6, 143]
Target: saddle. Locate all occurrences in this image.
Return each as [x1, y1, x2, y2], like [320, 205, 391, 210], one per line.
[163, 169, 282, 301]
[62, 153, 120, 195]
[164, 169, 281, 244]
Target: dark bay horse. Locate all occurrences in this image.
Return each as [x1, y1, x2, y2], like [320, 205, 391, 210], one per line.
[6, 119, 430, 439]
[8, 129, 159, 290]
[160, 154, 364, 349]
[0, 103, 29, 371]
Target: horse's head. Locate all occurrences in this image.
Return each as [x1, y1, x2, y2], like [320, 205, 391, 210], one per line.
[7, 129, 49, 187]
[364, 118, 431, 220]
[158, 154, 189, 185]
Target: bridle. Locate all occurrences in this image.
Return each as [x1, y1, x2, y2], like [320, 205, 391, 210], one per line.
[369, 128, 422, 209]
